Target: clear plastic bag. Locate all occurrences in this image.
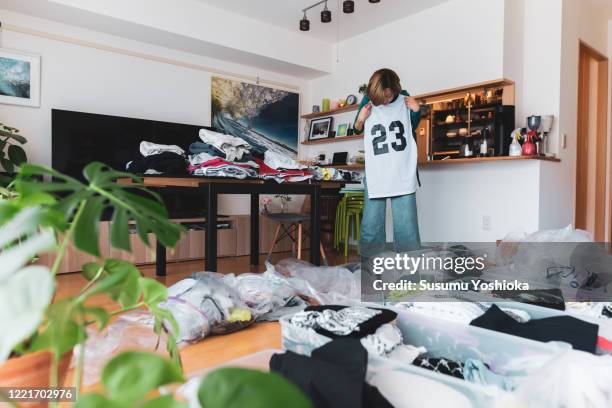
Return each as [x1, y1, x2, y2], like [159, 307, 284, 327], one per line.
[267, 258, 361, 305]
[160, 274, 255, 343]
[219, 271, 297, 318]
[71, 310, 166, 386]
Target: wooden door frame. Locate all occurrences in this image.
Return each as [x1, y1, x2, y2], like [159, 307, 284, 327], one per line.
[575, 40, 609, 241]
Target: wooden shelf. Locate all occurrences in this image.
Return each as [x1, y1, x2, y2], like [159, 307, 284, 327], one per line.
[301, 134, 364, 145]
[414, 78, 515, 101]
[301, 104, 360, 119]
[420, 156, 561, 166]
[321, 164, 365, 170]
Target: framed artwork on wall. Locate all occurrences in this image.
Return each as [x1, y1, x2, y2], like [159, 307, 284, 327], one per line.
[211, 76, 299, 157]
[336, 123, 349, 138]
[0, 49, 41, 108]
[308, 117, 333, 141]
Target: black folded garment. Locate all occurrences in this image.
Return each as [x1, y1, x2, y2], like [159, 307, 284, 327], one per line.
[126, 151, 187, 175]
[492, 288, 565, 311]
[470, 304, 598, 353]
[303, 305, 397, 339]
[270, 339, 392, 408]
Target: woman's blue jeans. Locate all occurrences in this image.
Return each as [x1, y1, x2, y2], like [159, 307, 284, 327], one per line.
[359, 179, 421, 257]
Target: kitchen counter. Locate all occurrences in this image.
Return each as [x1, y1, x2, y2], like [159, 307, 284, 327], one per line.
[420, 156, 561, 166]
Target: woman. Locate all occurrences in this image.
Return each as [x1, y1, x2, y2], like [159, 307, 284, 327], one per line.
[354, 68, 422, 258]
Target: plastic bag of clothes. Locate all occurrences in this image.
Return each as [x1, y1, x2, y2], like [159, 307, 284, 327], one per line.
[218, 271, 299, 318]
[267, 258, 360, 305]
[71, 310, 166, 386]
[494, 225, 612, 301]
[160, 274, 255, 343]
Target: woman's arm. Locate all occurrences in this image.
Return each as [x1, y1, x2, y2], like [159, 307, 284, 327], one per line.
[353, 95, 370, 134]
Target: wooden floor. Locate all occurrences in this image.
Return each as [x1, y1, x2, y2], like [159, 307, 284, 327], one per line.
[56, 248, 358, 388]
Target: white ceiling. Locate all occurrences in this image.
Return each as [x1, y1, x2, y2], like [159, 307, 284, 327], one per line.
[195, 0, 452, 43]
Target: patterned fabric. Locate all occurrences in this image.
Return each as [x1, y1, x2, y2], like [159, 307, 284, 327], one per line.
[413, 357, 465, 379]
[290, 307, 381, 336]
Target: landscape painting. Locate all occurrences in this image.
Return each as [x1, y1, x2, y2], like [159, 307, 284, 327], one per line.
[211, 77, 299, 157]
[0, 49, 40, 107]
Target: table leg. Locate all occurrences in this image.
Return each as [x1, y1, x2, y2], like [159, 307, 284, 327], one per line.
[250, 193, 260, 266]
[310, 185, 322, 266]
[205, 184, 218, 272]
[156, 240, 166, 277]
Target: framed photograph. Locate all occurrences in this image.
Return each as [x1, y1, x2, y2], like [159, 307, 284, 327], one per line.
[0, 49, 41, 107]
[336, 123, 349, 138]
[308, 116, 333, 141]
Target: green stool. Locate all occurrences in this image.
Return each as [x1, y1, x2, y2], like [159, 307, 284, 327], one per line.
[334, 191, 364, 257]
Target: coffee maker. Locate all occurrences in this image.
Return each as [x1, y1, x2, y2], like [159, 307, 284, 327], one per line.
[527, 115, 554, 156]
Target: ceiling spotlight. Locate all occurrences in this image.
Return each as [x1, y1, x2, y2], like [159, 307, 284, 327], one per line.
[343, 0, 354, 13]
[300, 12, 310, 31]
[321, 2, 331, 23]
[369, 0, 381, 3]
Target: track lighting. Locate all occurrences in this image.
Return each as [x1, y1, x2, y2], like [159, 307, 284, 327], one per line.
[321, 1, 331, 23]
[300, 0, 382, 32]
[300, 11, 310, 31]
[343, 0, 355, 13]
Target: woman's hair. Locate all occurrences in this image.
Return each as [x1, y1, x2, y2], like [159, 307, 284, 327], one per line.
[367, 68, 402, 106]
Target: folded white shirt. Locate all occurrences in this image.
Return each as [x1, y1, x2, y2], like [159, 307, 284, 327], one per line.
[140, 141, 185, 157]
[199, 129, 251, 162]
[264, 150, 304, 170]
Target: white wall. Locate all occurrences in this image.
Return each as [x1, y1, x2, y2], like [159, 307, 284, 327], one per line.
[0, 10, 309, 215]
[305, 0, 544, 242]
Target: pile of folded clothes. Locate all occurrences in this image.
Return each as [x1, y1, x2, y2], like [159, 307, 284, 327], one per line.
[256, 150, 315, 183]
[188, 129, 259, 179]
[126, 141, 188, 175]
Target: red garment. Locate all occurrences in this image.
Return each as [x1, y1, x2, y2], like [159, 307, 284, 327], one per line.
[254, 158, 311, 178]
[598, 336, 612, 351]
[188, 158, 255, 173]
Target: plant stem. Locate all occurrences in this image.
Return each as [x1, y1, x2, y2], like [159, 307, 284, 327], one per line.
[74, 312, 86, 397]
[82, 302, 146, 326]
[49, 353, 59, 408]
[79, 265, 105, 295]
[50, 199, 87, 276]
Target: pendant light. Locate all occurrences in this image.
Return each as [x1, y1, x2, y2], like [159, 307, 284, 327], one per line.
[343, 0, 355, 13]
[300, 11, 310, 31]
[321, 1, 331, 23]
[369, 0, 381, 3]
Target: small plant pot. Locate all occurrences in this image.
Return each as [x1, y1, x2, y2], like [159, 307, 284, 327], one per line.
[0, 350, 73, 407]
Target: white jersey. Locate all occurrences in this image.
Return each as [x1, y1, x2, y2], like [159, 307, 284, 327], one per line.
[364, 95, 418, 199]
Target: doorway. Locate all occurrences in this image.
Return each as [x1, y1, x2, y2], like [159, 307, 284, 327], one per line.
[575, 41, 609, 241]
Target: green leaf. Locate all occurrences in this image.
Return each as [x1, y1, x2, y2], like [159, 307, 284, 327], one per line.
[0, 266, 54, 363]
[30, 300, 85, 357]
[141, 395, 187, 408]
[8, 145, 27, 166]
[82, 262, 103, 281]
[110, 208, 131, 252]
[197, 368, 313, 408]
[0, 129, 27, 144]
[101, 352, 185, 406]
[73, 197, 105, 257]
[84, 306, 111, 330]
[74, 394, 123, 408]
[139, 278, 167, 305]
[1, 158, 14, 174]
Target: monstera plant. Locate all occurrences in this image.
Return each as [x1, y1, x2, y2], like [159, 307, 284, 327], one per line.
[0, 123, 27, 182]
[0, 162, 187, 407]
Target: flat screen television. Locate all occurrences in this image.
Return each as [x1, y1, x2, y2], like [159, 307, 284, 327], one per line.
[51, 109, 215, 181]
[52, 109, 217, 218]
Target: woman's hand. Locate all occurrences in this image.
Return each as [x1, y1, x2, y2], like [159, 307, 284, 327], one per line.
[405, 96, 421, 112]
[355, 102, 372, 133]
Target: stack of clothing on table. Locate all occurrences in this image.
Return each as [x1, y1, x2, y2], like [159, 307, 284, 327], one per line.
[257, 150, 312, 183]
[188, 129, 259, 179]
[126, 141, 188, 175]
[313, 166, 362, 183]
